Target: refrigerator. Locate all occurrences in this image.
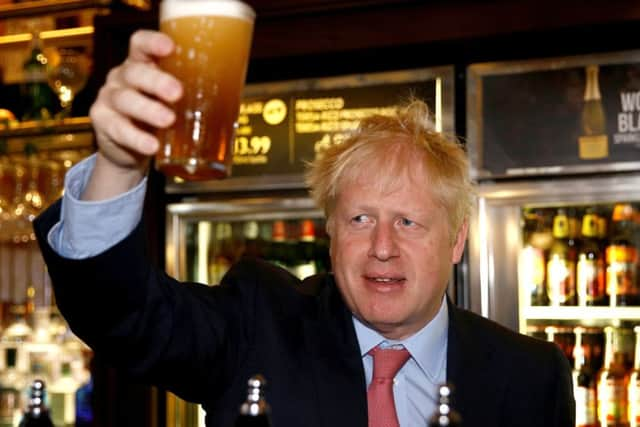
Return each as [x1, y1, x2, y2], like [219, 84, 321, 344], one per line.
[161, 66, 456, 427]
[466, 50, 640, 426]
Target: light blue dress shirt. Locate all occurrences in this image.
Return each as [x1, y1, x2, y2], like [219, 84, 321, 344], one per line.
[50, 155, 449, 425]
[47, 154, 147, 259]
[354, 299, 448, 427]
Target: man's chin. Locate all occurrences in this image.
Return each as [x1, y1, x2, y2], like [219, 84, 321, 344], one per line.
[361, 314, 409, 338]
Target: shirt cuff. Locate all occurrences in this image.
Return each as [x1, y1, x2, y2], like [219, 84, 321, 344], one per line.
[47, 154, 148, 259]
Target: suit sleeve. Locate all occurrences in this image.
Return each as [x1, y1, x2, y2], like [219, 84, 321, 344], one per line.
[34, 200, 252, 404]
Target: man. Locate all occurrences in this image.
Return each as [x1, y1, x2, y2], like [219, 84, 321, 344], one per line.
[34, 30, 574, 427]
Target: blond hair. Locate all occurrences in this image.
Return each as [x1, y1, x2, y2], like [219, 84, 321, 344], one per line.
[305, 98, 473, 239]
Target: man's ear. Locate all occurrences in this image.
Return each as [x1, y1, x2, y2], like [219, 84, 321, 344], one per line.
[451, 219, 468, 264]
[325, 216, 334, 237]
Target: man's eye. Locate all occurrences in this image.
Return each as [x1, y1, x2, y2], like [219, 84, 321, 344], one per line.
[399, 217, 415, 227]
[352, 214, 368, 223]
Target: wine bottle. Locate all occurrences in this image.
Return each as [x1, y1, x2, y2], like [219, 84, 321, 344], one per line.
[518, 209, 548, 306]
[234, 374, 272, 427]
[0, 348, 26, 427]
[209, 222, 235, 285]
[20, 34, 55, 122]
[546, 209, 577, 306]
[597, 326, 629, 427]
[573, 327, 597, 427]
[578, 64, 609, 159]
[577, 208, 606, 306]
[291, 219, 318, 280]
[265, 220, 291, 272]
[606, 204, 639, 306]
[628, 326, 640, 427]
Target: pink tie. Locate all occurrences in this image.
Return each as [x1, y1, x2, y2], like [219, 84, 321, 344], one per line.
[367, 346, 410, 427]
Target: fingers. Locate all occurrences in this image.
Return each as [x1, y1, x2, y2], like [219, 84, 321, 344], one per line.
[107, 30, 182, 104]
[128, 29, 175, 63]
[90, 100, 159, 157]
[117, 60, 182, 104]
[110, 85, 175, 129]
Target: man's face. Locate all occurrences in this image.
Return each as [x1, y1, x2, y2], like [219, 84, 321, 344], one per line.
[328, 165, 467, 340]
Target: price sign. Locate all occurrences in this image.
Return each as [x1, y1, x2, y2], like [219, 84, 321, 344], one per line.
[231, 68, 451, 178]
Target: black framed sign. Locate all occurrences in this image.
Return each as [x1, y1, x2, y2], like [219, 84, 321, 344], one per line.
[467, 51, 640, 180]
[166, 67, 454, 194]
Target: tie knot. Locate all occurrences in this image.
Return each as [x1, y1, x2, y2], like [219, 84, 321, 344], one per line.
[369, 346, 410, 380]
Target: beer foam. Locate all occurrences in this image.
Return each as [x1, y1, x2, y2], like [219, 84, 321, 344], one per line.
[160, 0, 255, 22]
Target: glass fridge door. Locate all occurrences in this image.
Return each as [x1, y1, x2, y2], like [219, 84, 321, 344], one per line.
[468, 173, 640, 426]
[166, 196, 328, 286]
[469, 173, 640, 333]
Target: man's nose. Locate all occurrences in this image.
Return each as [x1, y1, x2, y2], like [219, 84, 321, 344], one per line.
[368, 223, 399, 261]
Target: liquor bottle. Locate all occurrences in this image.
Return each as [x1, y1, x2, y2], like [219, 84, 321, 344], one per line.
[48, 361, 78, 427]
[265, 220, 291, 271]
[577, 208, 607, 306]
[578, 64, 609, 160]
[20, 35, 55, 122]
[428, 384, 462, 427]
[573, 327, 598, 427]
[257, 222, 273, 262]
[597, 326, 629, 427]
[0, 348, 26, 427]
[628, 326, 640, 427]
[234, 374, 272, 427]
[18, 379, 54, 427]
[291, 219, 318, 280]
[1, 303, 32, 378]
[606, 204, 639, 306]
[519, 209, 548, 306]
[209, 222, 235, 285]
[545, 326, 574, 365]
[547, 209, 577, 306]
[241, 221, 262, 259]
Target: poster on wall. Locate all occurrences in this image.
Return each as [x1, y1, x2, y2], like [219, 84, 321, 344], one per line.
[165, 67, 454, 192]
[232, 81, 437, 177]
[467, 51, 640, 179]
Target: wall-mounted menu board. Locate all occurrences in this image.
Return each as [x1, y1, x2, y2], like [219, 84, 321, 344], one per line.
[467, 50, 640, 180]
[166, 67, 454, 194]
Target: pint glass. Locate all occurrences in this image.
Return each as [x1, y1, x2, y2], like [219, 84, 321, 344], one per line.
[156, 0, 255, 180]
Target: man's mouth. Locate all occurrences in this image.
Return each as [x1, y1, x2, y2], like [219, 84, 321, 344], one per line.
[364, 275, 406, 289]
[368, 277, 403, 282]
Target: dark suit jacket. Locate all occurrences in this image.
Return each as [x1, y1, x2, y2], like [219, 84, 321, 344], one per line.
[34, 200, 574, 427]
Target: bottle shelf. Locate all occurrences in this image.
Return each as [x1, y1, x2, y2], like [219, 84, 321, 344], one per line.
[0, 26, 94, 48]
[524, 306, 640, 322]
[0, 117, 94, 154]
[0, 0, 111, 19]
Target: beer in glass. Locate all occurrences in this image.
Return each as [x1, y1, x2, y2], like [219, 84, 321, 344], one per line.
[157, 0, 255, 180]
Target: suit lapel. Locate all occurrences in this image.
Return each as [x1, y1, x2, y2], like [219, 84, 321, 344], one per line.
[303, 274, 368, 427]
[446, 300, 506, 426]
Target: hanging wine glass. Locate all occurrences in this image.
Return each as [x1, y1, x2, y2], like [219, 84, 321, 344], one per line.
[0, 162, 16, 244]
[8, 161, 35, 243]
[39, 158, 63, 207]
[22, 155, 45, 220]
[46, 48, 90, 119]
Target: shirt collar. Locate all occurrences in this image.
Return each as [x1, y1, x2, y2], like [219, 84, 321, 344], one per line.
[352, 295, 449, 382]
